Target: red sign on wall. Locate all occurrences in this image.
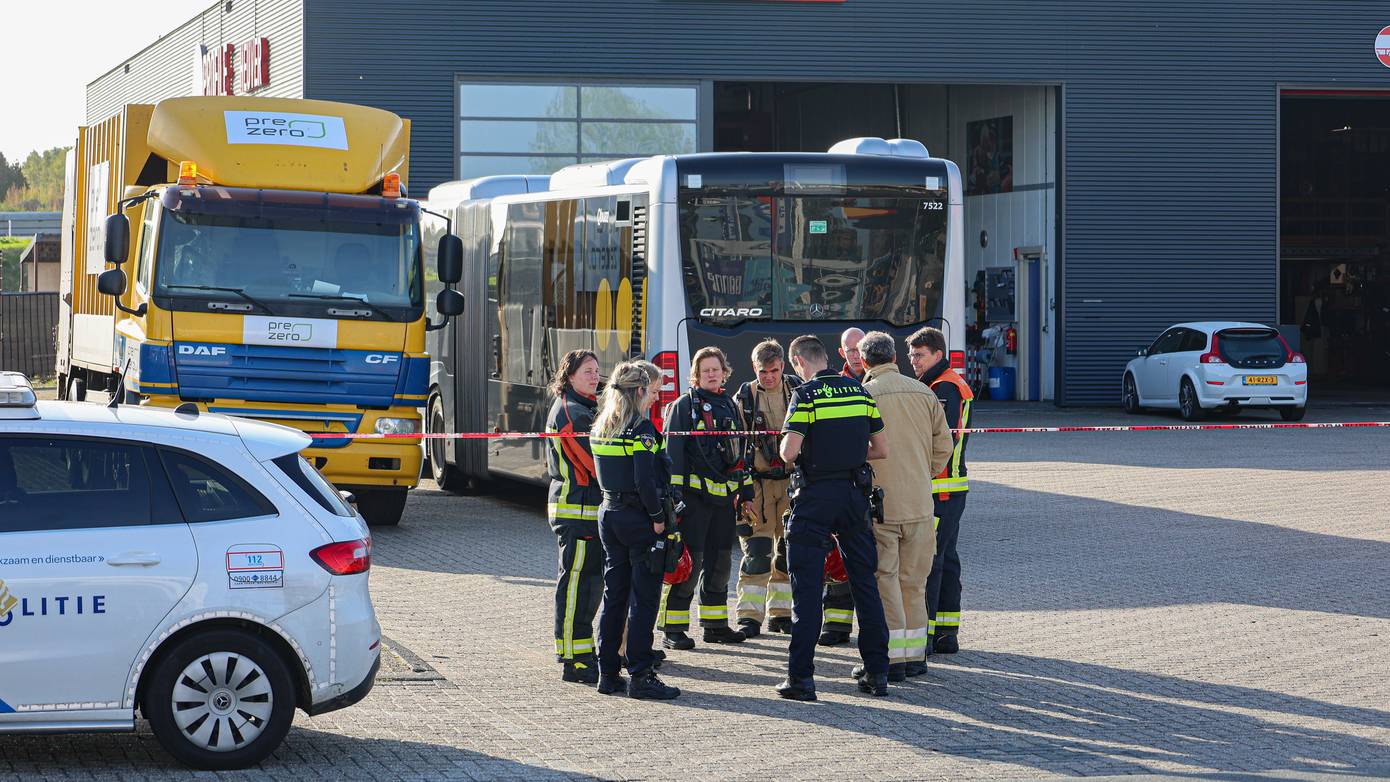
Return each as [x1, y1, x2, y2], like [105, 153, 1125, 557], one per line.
[1377, 26, 1390, 69]
[238, 37, 271, 93]
[200, 43, 234, 96]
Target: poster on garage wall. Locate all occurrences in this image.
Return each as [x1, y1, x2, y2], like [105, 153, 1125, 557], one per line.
[966, 116, 1014, 196]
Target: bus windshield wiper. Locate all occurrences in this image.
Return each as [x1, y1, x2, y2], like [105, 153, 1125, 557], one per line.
[287, 292, 393, 321]
[165, 284, 275, 314]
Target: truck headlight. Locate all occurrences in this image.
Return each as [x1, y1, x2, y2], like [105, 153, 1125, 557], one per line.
[373, 417, 420, 435]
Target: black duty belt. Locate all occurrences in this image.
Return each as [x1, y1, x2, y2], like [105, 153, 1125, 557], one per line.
[753, 469, 790, 481]
[795, 470, 855, 484]
[602, 491, 643, 505]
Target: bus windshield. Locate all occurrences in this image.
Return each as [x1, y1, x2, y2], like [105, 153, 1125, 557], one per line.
[679, 191, 946, 326]
[153, 203, 423, 320]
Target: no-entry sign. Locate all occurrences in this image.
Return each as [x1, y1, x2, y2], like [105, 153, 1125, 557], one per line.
[1378, 26, 1390, 68]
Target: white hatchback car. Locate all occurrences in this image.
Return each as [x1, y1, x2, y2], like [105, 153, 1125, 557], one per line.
[0, 373, 380, 770]
[1122, 322, 1308, 421]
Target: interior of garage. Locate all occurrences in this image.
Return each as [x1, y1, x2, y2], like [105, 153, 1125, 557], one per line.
[1280, 91, 1390, 397]
[713, 81, 1059, 400]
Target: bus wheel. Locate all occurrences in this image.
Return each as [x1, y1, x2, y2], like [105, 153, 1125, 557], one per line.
[356, 488, 408, 527]
[428, 394, 468, 494]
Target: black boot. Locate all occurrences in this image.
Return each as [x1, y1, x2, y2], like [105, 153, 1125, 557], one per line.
[856, 670, 889, 696]
[905, 660, 928, 677]
[628, 670, 680, 700]
[703, 625, 747, 644]
[596, 673, 628, 695]
[652, 649, 666, 669]
[887, 662, 907, 682]
[662, 631, 695, 650]
[776, 677, 817, 701]
[818, 629, 850, 646]
[737, 618, 761, 638]
[562, 661, 599, 684]
[933, 634, 959, 654]
[767, 616, 793, 634]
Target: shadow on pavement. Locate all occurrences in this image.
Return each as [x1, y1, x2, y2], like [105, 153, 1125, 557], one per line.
[670, 650, 1390, 776]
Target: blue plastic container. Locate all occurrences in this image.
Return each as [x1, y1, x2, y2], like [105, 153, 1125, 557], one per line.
[988, 367, 1016, 401]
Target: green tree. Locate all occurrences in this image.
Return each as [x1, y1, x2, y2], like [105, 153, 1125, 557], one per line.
[1, 146, 68, 211]
[0, 152, 25, 204]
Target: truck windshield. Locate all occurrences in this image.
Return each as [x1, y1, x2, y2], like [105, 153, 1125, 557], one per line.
[154, 205, 422, 320]
[679, 191, 945, 326]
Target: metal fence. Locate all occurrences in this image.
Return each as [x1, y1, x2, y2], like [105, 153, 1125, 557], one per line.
[0, 292, 59, 380]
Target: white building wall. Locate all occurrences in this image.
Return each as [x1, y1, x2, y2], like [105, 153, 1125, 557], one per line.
[87, 0, 304, 124]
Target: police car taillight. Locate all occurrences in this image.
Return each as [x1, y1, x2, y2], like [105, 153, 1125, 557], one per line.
[311, 539, 371, 575]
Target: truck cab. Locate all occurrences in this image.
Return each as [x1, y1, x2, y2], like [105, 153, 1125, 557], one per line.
[59, 97, 463, 526]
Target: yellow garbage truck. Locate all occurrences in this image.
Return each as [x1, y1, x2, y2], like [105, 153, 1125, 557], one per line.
[56, 96, 464, 526]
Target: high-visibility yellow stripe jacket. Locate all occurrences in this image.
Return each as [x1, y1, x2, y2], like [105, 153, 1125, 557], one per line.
[919, 360, 973, 494]
[545, 388, 602, 531]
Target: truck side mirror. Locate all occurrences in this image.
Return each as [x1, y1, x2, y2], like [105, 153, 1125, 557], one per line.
[98, 268, 128, 297]
[436, 288, 465, 317]
[104, 214, 130, 265]
[437, 235, 463, 284]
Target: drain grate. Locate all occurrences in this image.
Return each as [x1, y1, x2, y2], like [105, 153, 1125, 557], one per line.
[377, 634, 448, 683]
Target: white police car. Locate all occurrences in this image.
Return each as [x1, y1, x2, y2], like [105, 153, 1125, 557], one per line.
[0, 373, 380, 769]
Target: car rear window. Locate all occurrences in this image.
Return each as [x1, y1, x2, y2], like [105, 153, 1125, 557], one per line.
[1218, 329, 1285, 363]
[272, 454, 354, 517]
[158, 448, 277, 523]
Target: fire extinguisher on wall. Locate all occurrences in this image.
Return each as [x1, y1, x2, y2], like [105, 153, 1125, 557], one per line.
[1006, 325, 1018, 355]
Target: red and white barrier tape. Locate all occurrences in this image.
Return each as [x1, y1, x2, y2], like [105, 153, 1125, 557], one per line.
[307, 420, 1390, 441]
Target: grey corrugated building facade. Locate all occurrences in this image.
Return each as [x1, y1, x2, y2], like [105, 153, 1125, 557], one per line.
[89, 1, 1390, 404]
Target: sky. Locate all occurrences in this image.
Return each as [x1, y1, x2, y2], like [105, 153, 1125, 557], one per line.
[0, 0, 205, 162]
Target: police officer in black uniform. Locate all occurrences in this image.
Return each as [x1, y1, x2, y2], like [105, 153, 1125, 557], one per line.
[592, 360, 680, 700]
[776, 335, 893, 701]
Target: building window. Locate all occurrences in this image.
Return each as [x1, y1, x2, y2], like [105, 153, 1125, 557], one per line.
[459, 81, 698, 179]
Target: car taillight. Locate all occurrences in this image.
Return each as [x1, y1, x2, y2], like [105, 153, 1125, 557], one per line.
[311, 539, 371, 575]
[650, 350, 680, 431]
[1276, 334, 1304, 363]
[1200, 333, 1224, 364]
[949, 350, 966, 370]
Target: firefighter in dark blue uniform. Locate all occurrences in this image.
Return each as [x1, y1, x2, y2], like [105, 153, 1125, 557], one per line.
[591, 361, 680, 700]
[544, 350, 604, 684]
[776, 335, 893, 701]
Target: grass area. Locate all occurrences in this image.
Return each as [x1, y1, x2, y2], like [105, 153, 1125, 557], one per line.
[0, 235, 33, 291]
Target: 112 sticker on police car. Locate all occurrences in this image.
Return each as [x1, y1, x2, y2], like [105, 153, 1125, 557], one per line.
[226, 545, 285, 590]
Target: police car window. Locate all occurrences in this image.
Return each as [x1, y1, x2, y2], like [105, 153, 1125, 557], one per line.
[158, 449, 276, 523]
[0, 437, 153, 532]
[271, 454, 353, 516]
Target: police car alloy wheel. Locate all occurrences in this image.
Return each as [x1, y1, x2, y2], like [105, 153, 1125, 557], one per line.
[145, 630, 296, 770]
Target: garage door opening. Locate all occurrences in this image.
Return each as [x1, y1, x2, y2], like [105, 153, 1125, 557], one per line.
[714, 81, 1060, 400]
[1280, 91, 1390, 398]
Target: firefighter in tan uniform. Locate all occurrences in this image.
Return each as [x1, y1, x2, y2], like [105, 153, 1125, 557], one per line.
[733, 339, 800, 637]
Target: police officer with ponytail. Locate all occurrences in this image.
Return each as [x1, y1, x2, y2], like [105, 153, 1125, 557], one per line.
[592, 360, 680, 700]
[660, 346, 751, 649]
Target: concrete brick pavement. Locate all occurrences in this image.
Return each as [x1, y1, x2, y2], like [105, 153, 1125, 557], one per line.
[3, 404, 1389, 779]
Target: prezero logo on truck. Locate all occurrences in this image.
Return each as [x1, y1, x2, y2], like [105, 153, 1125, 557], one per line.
[224, 111, 349, 150]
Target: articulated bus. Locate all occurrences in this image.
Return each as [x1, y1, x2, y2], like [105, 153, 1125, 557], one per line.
[423, 137, 964, 488]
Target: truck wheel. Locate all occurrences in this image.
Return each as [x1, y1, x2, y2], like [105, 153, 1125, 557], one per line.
[66, 375, 86, 402]
[356, 488, 408, 527]
[427, 394, 468, 494]
[144, 629, 296, 771]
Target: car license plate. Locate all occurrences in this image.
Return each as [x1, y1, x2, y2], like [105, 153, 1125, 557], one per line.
[1243, 376, 1277, 385]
